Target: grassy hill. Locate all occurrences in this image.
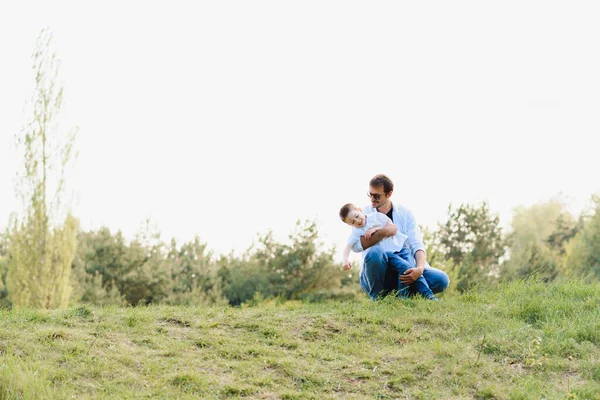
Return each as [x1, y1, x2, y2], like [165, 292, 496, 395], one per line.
[1, 280, 599, 399]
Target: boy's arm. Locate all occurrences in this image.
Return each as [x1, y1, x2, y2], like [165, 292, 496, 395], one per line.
[364, 226, 382, 240]
[342, 243, 353, 270]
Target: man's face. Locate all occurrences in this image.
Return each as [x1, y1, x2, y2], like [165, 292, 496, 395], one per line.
[344, 209, 366, 228]
[368, 185, 391, 209]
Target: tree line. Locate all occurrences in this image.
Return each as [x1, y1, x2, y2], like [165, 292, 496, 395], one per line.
[2, 194, 600, 309]
[429, 196, 600, 293]
[2, 29, 599, 309]
[0, 220, 355, 308]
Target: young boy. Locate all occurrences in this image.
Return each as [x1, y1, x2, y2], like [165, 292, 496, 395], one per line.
[339, 203, 438, 300]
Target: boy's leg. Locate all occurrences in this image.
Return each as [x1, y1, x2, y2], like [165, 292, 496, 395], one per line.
[413, 275, 438, 300]
[385, 251, 412, 298]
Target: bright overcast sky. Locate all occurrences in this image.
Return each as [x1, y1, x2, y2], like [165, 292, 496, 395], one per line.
[1, 1, 599, 260]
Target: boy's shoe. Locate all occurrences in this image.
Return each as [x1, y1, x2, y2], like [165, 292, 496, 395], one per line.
[424, 294, 440, 301]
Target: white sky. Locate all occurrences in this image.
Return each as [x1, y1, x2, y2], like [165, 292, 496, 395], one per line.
[1, 1, 599, 260]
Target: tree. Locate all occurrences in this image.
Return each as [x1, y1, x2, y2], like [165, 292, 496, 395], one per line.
[216, 219, 349, 305]
[6, 28, 79, 309]
[421, 226, 458, 295]
[217, 253, 272, 306]
[164, 237, 225, 305]
[505, 242, 560, 282]
[563, 195, 600, 279]
[70, 227, 128, 305]
[500, 198, 579, 281]
[437, 202, 505, 291]
[111, 220, 170, 305]
[252, 220, 346, 301]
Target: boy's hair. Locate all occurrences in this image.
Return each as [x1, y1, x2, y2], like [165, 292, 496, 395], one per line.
[339, 203, 358, 221]
[370, 174, 394, 193]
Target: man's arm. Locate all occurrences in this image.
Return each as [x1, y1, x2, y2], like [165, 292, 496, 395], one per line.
[405, 209, 426, 258]
[415, 249, 426, 271]
[359, 222, 397, 250]
[400, 209, 428, 284]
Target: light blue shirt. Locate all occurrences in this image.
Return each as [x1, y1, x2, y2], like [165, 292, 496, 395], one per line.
[351, 203, 426, 258]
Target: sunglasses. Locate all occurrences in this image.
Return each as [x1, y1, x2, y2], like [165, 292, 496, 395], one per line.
[367, 192, 386, 200]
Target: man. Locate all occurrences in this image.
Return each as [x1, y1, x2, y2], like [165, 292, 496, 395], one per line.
[351, 174, 450, 300]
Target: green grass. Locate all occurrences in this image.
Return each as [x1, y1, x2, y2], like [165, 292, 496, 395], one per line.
[1, 280, 599, 399]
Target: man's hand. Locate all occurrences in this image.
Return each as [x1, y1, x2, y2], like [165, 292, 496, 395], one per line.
[342, 260, 352, 271]
[399, 267, 423, 284]
[401, 250, 427, 284]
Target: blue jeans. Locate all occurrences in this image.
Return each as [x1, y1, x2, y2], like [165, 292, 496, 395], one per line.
[359, 246, 450, 300]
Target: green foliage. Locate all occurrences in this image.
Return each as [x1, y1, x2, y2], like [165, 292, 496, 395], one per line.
[501, 198, 580, 281]
[71, 223, 171, 306]
[249, 220, 350, 302]
[506, 242, 560, 282]
[421, 225, 444, 267]
[437, 202, 505, 291]
[6, 28, 79, 309]
[72, 270, 124, 306]
[8, 212, 79, 310]
[422, 226, 458, 296]
[563, 232, 586, 278]
[564, 195, 600, 279]
[218, 220, 357, 305]
[69, 219, 353, 307]
[546, 214, 583, 255]
[117, 222, 170, 305]
[70, 227, 128, 304]
[217, 253, 272, 306]
[163, 236, 226, 306]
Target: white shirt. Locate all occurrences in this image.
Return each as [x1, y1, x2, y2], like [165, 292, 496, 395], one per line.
[351, 203, 426, 258]
[347, 211, 407, 254]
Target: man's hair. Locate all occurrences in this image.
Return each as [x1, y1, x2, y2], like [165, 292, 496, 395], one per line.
[339, 203, 358, 221]
[370, 174, 394, 193]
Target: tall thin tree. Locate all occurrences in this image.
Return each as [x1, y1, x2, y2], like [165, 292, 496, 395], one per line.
[6, 28, 79, 309]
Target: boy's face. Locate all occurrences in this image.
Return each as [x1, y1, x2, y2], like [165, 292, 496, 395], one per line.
[344, 209, 366, 228]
